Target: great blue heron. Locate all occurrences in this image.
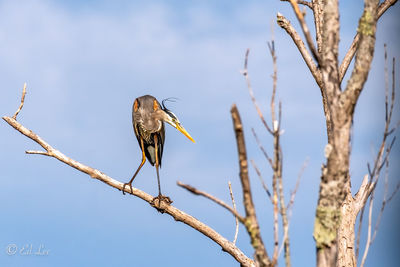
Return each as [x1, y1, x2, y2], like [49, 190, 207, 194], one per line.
[122, 95, 195, 206]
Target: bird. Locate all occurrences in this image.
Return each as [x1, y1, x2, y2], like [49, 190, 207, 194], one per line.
[122, 95, 195, 208]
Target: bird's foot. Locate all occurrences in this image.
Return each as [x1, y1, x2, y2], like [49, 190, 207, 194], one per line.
[151, 194, 173, 213]
[122, 182, 133, 195]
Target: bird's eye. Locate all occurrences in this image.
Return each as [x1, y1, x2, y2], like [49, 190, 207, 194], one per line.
[164, 109, 179, 123]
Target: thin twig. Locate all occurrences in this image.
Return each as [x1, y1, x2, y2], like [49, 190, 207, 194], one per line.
[387, 182, 400, 204]
[276, 13, 323, 89]
[366, 49, 396, 192]
[12, 83, 27, 120]
[25, 150, 50, 156]
[385, 44, 389, 122]
[288, 0, 320, 63]
[371, 159, 389, 244]
[355, 203, 365, 260]
[277, 215, 291, 259]
[370, 146, 400, 245]
[228, 182, 239, 245]
[287, 158, 309, 211]
[360, 192, 374, 267]
[354, 174, 371, 260]
[250, 159, 273, 203]
[357, 46, 398, 263]
[268, 38, 290, 266]
[242, 49, 273, 134]
[375, 137, 396, 175]
[280, 0, 313, 9]
[177, 181, 245, 223]
[251, 128, 273, 167]
[268, 41, 278, 126]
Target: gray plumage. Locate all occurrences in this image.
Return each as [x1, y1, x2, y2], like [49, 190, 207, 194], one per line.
[122, 94, 194, 200]
[132, 95, 165, 166]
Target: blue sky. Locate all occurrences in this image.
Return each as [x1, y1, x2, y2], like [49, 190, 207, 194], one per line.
[1, 0, 399, 266]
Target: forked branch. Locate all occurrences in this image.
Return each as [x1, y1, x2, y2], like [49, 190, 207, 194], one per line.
[339, 0, 398, 82]
[276, 14, 323, 89]
[355, 46, 399, 266]
[244, 41, 301, 266]
[287, 0, 320, 63]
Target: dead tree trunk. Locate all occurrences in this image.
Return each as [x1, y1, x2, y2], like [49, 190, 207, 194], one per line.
[278, 0, 397, 266]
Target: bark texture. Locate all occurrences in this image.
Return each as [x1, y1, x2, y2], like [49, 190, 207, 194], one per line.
[231, 104, 271, 267]
[278, 0, 392, 266]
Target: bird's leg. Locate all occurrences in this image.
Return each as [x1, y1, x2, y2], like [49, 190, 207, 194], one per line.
[151, 134, 172, 211]
[155, 159, 162, 197]
[122, 137, 146, 195]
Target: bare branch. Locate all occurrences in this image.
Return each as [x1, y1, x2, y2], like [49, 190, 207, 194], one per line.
[250, 159, 273, 203]
[177, 181, 245, 224]
[385, 44, 390, 122]
[25, 150, 50, 156]
[355, 203, 365, 260]
[287, 0, 320, 63]
[273, 126, 285, 266]
[364, 47, 397, 199]
[269, 41, 288, 264]
[272, 190, 279, 265]
[354, 175, 371, 211]
[268, 41, 278, 125]
[355, 44, 398, 264]
[228, 182, 239, 245]
[371, 159, 389, 244]
[3, 93, 254, 267]
[360, 191, 374, 267]
[390, 56, 396, 121]
[387, 182, 400, 204]
[276, 13, 323, 89]
[251, 128, 273, 167]
[242, 49, 273, 134]
[312, 0, 324, 54]
[12, 83, 27, 120]
[339, 0, 398, 82]
[371, 152, 400, 246]
[343, 0, 385, 109]
[276, 11, 333, 142]
[287, 158, 308, 211]
[280, 0, 313, 9]
[318, 0, 342, 144]
[231, 104, 270, 267]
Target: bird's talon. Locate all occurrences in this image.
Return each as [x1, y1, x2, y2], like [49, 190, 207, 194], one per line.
[122, 183, 132, 195]
[151, 195, 173, 213]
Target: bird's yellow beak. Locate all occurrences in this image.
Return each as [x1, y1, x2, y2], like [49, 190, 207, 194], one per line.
[161, 107, 195, 143]
[175, 123, 195, 143]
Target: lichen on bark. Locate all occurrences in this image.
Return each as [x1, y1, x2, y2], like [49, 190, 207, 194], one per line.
[314, 205, 341, 248]
[358, 10, 375, 36]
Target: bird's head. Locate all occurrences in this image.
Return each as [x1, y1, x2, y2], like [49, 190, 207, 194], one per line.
[160, 99, 195, 143]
